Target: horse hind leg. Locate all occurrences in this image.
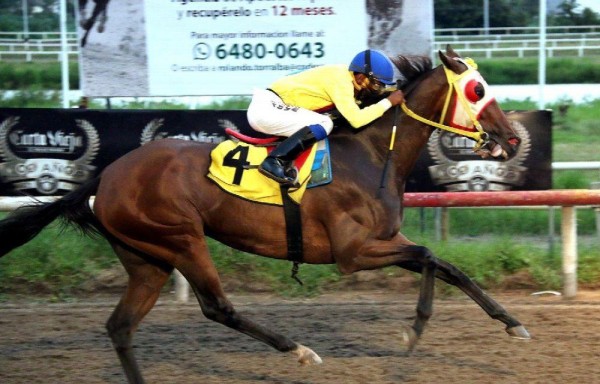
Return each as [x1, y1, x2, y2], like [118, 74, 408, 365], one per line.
[176, 239, 322, 366]
[106, 243, 173, 384]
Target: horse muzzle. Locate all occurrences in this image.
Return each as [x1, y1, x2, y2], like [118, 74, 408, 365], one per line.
[474, 135, 520, 160]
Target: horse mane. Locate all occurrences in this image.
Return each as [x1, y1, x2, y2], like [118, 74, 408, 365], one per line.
[390, 55, 433, 89]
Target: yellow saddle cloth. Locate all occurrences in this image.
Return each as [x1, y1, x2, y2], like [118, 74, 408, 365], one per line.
[207, 140, 317, 206]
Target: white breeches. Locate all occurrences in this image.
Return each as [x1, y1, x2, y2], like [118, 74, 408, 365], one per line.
[247, 88, 334, 137]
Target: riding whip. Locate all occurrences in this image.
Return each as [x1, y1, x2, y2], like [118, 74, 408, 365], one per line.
[377, 85, 401, 196]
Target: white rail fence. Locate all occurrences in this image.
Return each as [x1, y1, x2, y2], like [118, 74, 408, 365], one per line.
[0, 51, 79, 61]
[433, 44, 600, 59]
[434, 25, 600, 36]
[0, 32, 79, 40]
[3, 26, 600, 61]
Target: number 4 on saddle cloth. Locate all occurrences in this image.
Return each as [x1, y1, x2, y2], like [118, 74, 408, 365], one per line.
[207, 129, 332, 206]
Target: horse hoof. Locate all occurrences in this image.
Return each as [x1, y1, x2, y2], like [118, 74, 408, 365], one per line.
[506, 325, 531, 340]
[292, 344, 323, 366]
[402, 326, 419, 352]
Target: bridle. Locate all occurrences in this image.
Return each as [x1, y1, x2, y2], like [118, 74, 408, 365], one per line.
[400, 58, 492, 151]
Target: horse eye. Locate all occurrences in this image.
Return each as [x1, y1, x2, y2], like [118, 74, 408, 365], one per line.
[464, 79, 484, 103]
[475, 83, 485, 98]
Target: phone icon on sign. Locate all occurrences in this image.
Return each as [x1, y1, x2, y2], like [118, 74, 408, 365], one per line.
[193, 43, 210, 60]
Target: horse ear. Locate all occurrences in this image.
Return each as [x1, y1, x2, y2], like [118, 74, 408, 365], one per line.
[438, 45, 463, 73]
[445, 44, 459, 58]
[438, 51, 450, 67]
[438, 49, 452, 68]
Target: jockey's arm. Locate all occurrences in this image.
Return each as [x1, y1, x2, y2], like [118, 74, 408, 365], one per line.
[327, 74, 398, 128]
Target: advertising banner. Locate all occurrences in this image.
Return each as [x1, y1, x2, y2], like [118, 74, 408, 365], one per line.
[144, 1, 368, 95]
[0, 108, 551, 196]
[78, 0, 433, 97]
[407, 111, 553, 192]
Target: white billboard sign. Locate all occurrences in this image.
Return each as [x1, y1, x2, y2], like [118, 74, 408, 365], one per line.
[145, 1, 368, 95]
[78, 0, 432, 97]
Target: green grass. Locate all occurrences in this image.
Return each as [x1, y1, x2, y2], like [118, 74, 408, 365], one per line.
[501, 98, 600, 165]
[477, 57, 600, 84]
[0, 223, 341, 299]
[0, 220, 117, 299]
[0, 61, 79, 90]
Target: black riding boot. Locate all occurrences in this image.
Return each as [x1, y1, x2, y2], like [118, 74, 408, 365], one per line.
[259, 126, 319, 185]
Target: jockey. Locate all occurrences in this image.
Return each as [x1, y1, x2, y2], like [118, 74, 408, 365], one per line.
[247, 49, 406, 185]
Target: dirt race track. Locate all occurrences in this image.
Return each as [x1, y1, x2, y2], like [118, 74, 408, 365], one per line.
[1, 291, 600, 384]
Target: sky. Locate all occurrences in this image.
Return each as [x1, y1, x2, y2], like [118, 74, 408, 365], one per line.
[577, 0, 600, 13]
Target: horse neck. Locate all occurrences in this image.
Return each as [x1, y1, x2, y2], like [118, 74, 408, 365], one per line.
[329, 65, 449, 190]
[392, 65, 450, 183]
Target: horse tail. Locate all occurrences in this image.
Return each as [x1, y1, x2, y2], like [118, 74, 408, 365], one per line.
[0, 177, 102, 258]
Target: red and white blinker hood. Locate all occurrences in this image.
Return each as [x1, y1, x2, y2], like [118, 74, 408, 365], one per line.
[444, 58, 495, 132]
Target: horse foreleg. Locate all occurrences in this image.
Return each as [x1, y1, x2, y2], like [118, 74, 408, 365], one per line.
[106, 244, 173, 384]
[397, 258, 530, 339]
[97, 6, 108, 32]
[80, 2, 107, 46]
[411, 250, 436, 348]
[176, 240, 322, 365]
[79, 11, 87, 28]
[81, 28, 91, 47]
[345, 239, 440, 351]
[78, 0, 88, 28]
[432, 258, 530, 339]
[347, 231, 531, 341]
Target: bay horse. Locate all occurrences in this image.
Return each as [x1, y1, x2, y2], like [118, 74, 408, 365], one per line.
[0, 46, 529, 383]
[79, 0, 110, 47]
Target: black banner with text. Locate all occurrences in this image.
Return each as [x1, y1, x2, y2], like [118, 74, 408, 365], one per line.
[0, 108, 551, 196]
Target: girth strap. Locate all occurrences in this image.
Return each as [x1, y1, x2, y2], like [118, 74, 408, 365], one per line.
[280, 185, 304, 285]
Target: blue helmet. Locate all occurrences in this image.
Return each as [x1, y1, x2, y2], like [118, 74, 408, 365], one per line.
[348, 49, 395, 85]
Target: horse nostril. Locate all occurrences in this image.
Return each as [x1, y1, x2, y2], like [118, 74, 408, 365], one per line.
[508, 137, 520, 146]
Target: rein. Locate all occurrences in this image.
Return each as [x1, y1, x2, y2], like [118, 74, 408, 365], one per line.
[399, 59, 490, 151]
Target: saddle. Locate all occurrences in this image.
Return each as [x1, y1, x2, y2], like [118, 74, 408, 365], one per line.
[207, 128, 332, 206]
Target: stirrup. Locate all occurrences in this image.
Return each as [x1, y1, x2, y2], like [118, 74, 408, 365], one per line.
[258, 157, 299, 186]
[285, 166, 300, 187]
[259, 165, 299, 186]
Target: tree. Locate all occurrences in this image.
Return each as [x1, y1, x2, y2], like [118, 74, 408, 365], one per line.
[434, 0, 599, 30]
[549, 0, 600, 26]
[0, 0, 21, 14]
[434, 0, 540, 30]
[0, 0, 77, 32]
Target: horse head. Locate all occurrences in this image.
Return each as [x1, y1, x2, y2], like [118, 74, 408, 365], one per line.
[437, 45, 521, 159]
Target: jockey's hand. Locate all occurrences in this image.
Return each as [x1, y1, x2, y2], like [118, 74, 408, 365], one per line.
[387, 90, 405, 106]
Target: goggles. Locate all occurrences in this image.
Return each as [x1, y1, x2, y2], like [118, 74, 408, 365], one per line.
[369, 78, 397, 93]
